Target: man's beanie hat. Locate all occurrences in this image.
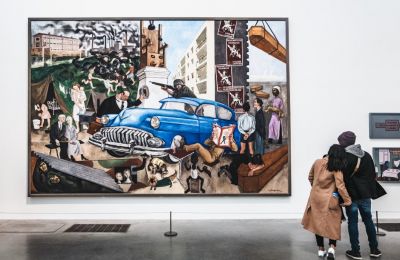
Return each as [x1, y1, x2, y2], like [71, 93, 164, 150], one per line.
[338, 131, 356, 147]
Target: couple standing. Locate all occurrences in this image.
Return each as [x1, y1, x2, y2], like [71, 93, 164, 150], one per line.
[50, 114, 87, 161]
[302, 131, 383, 260]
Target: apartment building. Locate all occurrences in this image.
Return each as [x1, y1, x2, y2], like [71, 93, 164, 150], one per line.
[173, 21, 215, 100]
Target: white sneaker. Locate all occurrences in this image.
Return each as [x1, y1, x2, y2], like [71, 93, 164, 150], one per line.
[327, 247, 335, 260]
[318, 250, 326, 257]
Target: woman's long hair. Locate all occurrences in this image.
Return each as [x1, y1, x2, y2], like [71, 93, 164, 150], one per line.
[327, 144, 346, 172]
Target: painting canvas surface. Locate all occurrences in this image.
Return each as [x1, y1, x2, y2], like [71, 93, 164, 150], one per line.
[29, 18, 290, 196]
[373, 148, 400, 182]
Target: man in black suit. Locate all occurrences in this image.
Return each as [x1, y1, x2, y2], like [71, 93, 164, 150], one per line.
[97, 87, 144, 117]
[49, 114, 69, 160]
[254, 98, 266, 154]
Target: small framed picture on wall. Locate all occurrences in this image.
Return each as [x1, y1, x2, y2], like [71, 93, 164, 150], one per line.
[372, 147, 400, 182]
[369, 113, 400, 139]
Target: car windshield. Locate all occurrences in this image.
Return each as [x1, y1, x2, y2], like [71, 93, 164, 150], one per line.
[161, 101, 197, 114]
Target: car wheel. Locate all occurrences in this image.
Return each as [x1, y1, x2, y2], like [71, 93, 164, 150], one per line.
[106, 150, 129, 158]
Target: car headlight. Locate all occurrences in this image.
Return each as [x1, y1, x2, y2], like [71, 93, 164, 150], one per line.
[150, 116, 160, 129]
[101, 115, 109, 125]
[147, 137, 164, 148]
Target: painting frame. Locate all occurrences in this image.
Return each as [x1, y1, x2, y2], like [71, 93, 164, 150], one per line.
[28, 17, 291, 197]
[369, 113, 400, 139]
[372, 147, 400, 183]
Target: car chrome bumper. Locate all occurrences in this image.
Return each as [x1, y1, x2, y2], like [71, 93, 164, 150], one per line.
[88, 126, 168, 155]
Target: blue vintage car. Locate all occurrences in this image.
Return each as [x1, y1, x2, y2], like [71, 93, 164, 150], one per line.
[89, 97, 241, 157]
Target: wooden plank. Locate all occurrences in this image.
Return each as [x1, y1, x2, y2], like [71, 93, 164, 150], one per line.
[248, 26, 287, 63]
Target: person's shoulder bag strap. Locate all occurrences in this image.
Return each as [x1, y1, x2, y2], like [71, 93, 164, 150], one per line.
[350, 157, 361, 178]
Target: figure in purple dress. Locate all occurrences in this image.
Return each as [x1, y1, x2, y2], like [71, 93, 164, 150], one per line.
[266, 86, 284, 144]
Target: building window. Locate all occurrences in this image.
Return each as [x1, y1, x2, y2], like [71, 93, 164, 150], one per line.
[191, 73, 194, 79]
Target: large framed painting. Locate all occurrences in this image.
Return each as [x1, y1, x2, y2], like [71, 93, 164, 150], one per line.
[372, 147, 400, 182]
[29, 18, 290, 196]
[369, 113, 400, 139]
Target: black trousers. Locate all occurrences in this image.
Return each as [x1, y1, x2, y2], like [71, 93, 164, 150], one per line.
[315, 234, 336, 247]
[228, 154, 249, 185]
[59, 142, 69, 160]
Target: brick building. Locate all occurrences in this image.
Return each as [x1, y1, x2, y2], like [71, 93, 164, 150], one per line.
[31, 33, 82, 59]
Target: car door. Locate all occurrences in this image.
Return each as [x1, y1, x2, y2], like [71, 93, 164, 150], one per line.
[157, 102, 200, 146]
[196, 104, 218, 143]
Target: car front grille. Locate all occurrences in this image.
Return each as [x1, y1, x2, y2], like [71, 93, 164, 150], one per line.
[101, 127, 151, 147]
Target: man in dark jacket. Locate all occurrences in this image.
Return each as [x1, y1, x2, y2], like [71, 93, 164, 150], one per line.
[161, 79, 197, 98]
[338, 131, 382, 259]
[49, 114, 68, 160]
[253, 98, 266, 154]
[97, 87, 143, 117]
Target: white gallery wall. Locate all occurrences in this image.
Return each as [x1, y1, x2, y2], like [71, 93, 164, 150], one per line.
[1, 0, 400, 219]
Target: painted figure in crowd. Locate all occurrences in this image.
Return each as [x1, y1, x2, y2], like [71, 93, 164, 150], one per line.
[184, 133, 238, 164]
[254, 98, 266, 154]
[35, 103, 51, 129]
[123, 169, 132, 184]
[94, 77, 118, 96]
[81, 66, 95, 89]
[49, 114, 68, 160]
[161, 79, 197, 98]
[266, 85, 284, 144]
[247, 154, 265, 177]
[71, 83, 86, 132]
[97, 87, 144, 117]
[238, 102, 255, 157]
[129, 157, 147, 184]
[125, 64, 135, 84]
[115, 172, 124, 184]
[64, 116, 87, 161]
[184, 153, 209, 193]
[147, 158, 170, 180]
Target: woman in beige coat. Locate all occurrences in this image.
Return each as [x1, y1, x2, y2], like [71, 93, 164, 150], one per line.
[302, 144, 352, 260]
